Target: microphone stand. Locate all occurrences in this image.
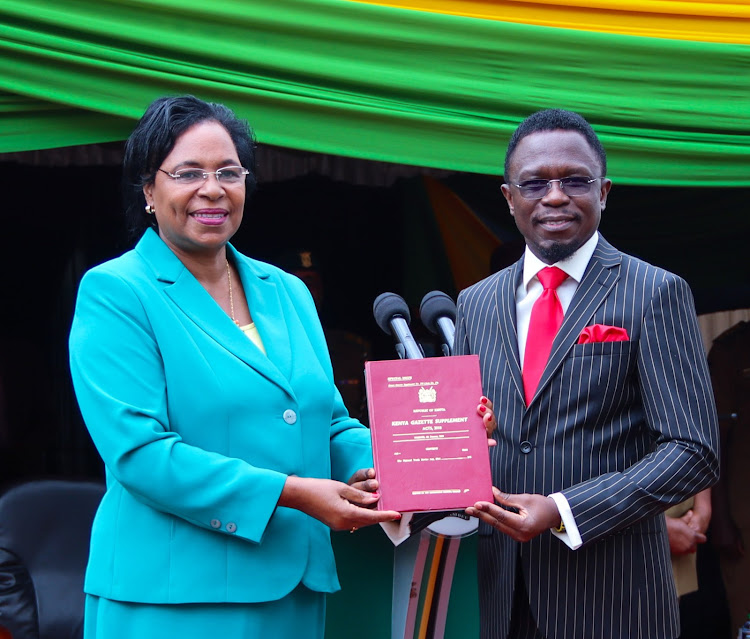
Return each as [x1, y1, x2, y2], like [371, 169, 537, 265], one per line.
[379, 291, 473, 639]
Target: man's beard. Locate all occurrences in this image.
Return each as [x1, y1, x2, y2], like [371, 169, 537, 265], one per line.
[536, 240, 579, 264]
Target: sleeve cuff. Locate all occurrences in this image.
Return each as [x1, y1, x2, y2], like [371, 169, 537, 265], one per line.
[548, 492, 583, 550]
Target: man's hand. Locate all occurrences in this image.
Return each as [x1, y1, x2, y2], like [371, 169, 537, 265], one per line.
[667, 513, 707, 555]
[348, 467, 380, 495]
[711, 511, 745, 560]
[687, 488, 712, 534]
[465, 487, 561, 542]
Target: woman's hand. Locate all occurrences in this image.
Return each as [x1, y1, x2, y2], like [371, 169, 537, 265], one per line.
[279, 475, 400, 532]
[478, 396, 497, 446]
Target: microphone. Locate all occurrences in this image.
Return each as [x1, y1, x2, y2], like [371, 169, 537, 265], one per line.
[419, 290, 456, 356]
[373, 292, 423, 360]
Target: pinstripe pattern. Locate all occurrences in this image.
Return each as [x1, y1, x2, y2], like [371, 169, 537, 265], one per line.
[455, 236, 719, 639]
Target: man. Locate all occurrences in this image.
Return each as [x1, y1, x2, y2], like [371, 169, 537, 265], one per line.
[708, 321, 750, 634]
[458, 109, 719, 639]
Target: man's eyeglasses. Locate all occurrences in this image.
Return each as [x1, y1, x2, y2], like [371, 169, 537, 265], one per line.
[511, 176, 601, 199]
[158, 166, 250, 185]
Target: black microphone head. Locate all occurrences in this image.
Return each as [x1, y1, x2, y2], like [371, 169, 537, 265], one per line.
[373, 292, 411, 335]
[419, 290, 456, 334]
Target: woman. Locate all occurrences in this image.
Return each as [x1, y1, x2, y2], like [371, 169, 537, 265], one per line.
[68, 95, 402, 638]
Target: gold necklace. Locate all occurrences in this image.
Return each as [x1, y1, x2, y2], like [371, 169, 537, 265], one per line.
[226, 259, 240, 326]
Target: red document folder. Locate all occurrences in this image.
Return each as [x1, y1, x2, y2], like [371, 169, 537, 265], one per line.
[365, 355, 493, 513]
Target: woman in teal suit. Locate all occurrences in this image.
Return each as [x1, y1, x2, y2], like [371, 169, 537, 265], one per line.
[69, 95, 401, 638]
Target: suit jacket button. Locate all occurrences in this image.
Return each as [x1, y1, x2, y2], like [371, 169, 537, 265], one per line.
[283, 409, 297, 425]
[520, 440, 533, 454]
[226, 522, 237, 533]
[210, 519, 221, 529]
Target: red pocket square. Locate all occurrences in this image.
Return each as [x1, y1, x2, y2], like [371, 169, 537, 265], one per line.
[577, 324, 629, 344]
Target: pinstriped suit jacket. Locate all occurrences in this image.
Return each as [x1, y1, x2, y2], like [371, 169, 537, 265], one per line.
[455, 236, 719, 639]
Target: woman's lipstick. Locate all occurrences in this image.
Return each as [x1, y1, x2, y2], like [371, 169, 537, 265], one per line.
[190, 209, 228, 226]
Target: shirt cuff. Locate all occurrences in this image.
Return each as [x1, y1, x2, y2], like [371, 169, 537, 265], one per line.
[548, 492, 583, 550]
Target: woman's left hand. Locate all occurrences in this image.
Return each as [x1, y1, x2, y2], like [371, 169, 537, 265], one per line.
[279, 475, 400, 531]
[478, 396, 497, 447]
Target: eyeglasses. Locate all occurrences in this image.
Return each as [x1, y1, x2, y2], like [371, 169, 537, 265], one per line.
[158, 166, 249, 185]
[511, 176, 601, 199]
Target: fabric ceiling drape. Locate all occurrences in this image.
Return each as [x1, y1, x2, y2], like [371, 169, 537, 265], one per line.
[0, 0, 748, 185]
[349, 0, 750, 44]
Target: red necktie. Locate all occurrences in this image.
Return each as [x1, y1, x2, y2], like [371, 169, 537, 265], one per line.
[523, 266, 568, 405]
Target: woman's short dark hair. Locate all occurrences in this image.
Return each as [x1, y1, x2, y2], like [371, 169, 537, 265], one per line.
[122, 95, 257, 240]
[503, 109, 607, 182]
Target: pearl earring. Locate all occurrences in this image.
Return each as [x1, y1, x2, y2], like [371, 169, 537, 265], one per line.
[145, 204, 155, 215]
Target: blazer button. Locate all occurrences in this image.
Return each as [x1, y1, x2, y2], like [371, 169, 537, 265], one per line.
[519, 440, 533, 454]
[210, 519, 221, 529]
[283, 409, 297, 425]
[226, 522, 237, 533]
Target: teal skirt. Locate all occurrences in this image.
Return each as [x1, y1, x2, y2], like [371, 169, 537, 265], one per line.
[84, 585, 325, 639]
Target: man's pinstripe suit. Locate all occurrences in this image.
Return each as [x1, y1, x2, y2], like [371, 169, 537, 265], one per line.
[455, 236, 719, 639]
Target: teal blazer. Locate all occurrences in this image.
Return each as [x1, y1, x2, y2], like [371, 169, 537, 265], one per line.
[69, 229, 373, 604]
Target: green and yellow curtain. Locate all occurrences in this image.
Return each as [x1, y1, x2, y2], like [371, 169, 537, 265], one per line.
[0, 0, 748, 185]
[351, 1, 750, 44]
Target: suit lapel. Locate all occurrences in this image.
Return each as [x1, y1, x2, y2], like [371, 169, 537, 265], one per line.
[530, 237, 622, 405]
[494, 259, 525, 402]
[136, 230, 294, 395]
[230, 246, 293, 384]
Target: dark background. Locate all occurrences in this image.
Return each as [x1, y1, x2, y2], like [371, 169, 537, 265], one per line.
[1, 157, 748, 482]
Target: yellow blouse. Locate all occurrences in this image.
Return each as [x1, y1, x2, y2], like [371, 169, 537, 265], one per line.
[239, 322, 266, 355]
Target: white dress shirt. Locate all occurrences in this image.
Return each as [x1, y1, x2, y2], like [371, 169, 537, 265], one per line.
[515, 230, 600, 549]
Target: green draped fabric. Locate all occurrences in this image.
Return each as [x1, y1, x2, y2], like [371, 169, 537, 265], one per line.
[0, 0, 748, 185]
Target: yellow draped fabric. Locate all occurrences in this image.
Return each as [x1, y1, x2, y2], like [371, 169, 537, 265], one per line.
[347, 0, 750, 43]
